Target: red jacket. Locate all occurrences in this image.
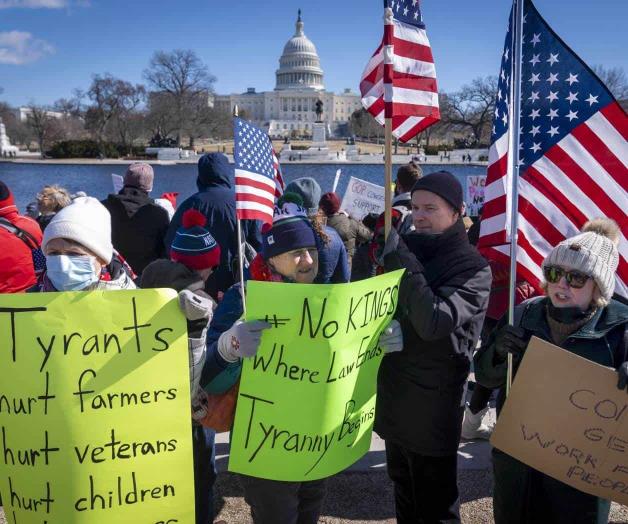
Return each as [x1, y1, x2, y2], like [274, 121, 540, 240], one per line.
[0, 205, 43, 293]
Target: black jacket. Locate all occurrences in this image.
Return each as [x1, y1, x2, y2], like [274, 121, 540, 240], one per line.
[164, 155, 261, 299]
[375, 219, 492, 455]
[475, 297, 628, 414]
[102, 187, 170, 275]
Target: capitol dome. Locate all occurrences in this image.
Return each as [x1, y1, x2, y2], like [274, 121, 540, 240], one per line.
[275, 10, 324, 91]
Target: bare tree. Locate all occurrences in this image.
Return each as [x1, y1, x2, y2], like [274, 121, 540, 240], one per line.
[143, 49, 216, 146]
[53, 89, 85, 118]
[441, 76, 498, 146]
[145, 92, 181, 144]
[593, 65, 628, 100]
[25, 105, 61, 157]
[85, 74, 145, 154]
[349, 108, 384, 141]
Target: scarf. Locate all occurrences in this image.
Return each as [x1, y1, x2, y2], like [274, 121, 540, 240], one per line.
[403, 218, 488, 289]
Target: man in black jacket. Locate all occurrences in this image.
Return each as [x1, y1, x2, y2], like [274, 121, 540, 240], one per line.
[102, 162, 169, 276]
[377, 171, 492, 523]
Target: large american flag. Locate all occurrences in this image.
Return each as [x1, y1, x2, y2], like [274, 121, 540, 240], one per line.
[234, 118, 285, 224]
[360, 0, 440, 143]
[479, 0, 628, 298]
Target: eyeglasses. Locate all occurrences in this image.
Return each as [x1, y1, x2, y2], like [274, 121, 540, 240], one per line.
[543, 266, 590, 289]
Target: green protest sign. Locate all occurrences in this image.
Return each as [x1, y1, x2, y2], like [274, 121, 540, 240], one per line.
[228, 270, 404, 481]
[0, 289, 195, 524]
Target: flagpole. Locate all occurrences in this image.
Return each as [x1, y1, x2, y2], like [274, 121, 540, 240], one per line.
[233, 104, 247, 316]
[507, 0, 525, 395]
[384, 118, 393, 239]
[383, 4, 394, 240]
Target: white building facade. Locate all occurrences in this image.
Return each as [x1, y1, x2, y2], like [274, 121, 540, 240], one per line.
[211, 11, 362, 138]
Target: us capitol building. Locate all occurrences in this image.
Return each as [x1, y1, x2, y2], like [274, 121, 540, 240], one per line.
[210, 10, 362, 138]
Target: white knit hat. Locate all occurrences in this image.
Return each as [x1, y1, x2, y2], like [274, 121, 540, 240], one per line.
[542, 218, 620, 301]
[42, 197, 113, 263]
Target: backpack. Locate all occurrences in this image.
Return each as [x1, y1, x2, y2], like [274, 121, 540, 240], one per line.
[0, 217, 40, 250]
[0, 217, 46, 274]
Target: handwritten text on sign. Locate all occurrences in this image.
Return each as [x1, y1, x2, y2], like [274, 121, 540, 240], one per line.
[465, 175, 486, 217]
[491, 337, 628, 505]
[0, 290, 194, 524]
[229, 271, 404, 481]
[340, 176, 385, 220]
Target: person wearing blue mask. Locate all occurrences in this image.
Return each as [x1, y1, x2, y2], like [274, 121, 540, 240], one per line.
[36, 196, 136, 292]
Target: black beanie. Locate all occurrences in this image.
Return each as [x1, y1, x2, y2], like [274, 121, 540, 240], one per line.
[411, 171, 463, 211]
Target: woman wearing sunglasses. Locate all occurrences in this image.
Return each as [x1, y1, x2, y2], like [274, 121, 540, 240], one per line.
[475, 217, 627, 524]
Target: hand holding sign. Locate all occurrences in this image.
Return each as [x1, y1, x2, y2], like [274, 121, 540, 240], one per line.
[218, 320, 272, 362]
[617, 362, 628, 394]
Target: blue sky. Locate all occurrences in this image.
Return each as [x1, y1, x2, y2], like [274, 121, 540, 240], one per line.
[0, 0, 626, 107]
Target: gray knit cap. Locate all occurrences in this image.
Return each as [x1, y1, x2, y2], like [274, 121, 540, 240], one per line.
[542, 219, 620, 301]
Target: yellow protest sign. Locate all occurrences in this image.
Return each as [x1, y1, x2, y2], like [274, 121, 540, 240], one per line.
[229, 270, 404, 481]
[0, 289, 195, 524]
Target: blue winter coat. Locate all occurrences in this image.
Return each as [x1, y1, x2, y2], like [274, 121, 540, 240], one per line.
[316, 226, 350, 284]
[164, 154, 261, 298]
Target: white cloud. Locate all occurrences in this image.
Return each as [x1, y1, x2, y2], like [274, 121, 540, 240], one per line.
[0, 31, 55, 64]
[0, 0, 84, 8]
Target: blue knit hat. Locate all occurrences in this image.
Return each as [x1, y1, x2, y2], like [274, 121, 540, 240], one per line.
[170, 209, 221, 270]
[261, 194, 317, 260]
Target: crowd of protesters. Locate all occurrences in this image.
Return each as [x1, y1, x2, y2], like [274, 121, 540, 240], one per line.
[0, 152, 625, 524]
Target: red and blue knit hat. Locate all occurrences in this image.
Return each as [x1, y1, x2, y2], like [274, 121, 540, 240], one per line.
[170, 209, 221, 270]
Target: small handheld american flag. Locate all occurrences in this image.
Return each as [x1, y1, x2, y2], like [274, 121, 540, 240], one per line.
[233, 118, 285, 225]
[479, 0, 628, 299]
[360, 0, 441, 143]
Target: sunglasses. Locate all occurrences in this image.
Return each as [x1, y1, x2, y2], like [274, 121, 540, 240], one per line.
[543, 266, 590, 289]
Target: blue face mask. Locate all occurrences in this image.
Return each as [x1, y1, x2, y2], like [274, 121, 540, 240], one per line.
[46, 254, 99, 291]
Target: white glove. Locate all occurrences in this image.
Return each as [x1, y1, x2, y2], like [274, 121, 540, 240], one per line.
[178, 289, 214, 321]
[379, 320, 403, 354]
[217, 320, 271, 363]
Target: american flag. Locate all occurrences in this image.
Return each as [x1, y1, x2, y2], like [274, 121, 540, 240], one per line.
[479, 0, 628, 298]
[234, 118, 285, 224]
[360, 0, 440, 143]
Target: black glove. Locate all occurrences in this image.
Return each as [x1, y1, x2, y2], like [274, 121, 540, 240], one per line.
[494, 325, 528, 363]
[617, 363, 628, 394]
[383, 235, 423, 274]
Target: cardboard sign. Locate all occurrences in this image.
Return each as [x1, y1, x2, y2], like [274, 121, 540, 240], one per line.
[0, 290, 195, 523]
[491, 336, 628, 505]
[340, 176, 385, 220]
[229, 271, 404, 481]
[466, 175, 486, 217]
